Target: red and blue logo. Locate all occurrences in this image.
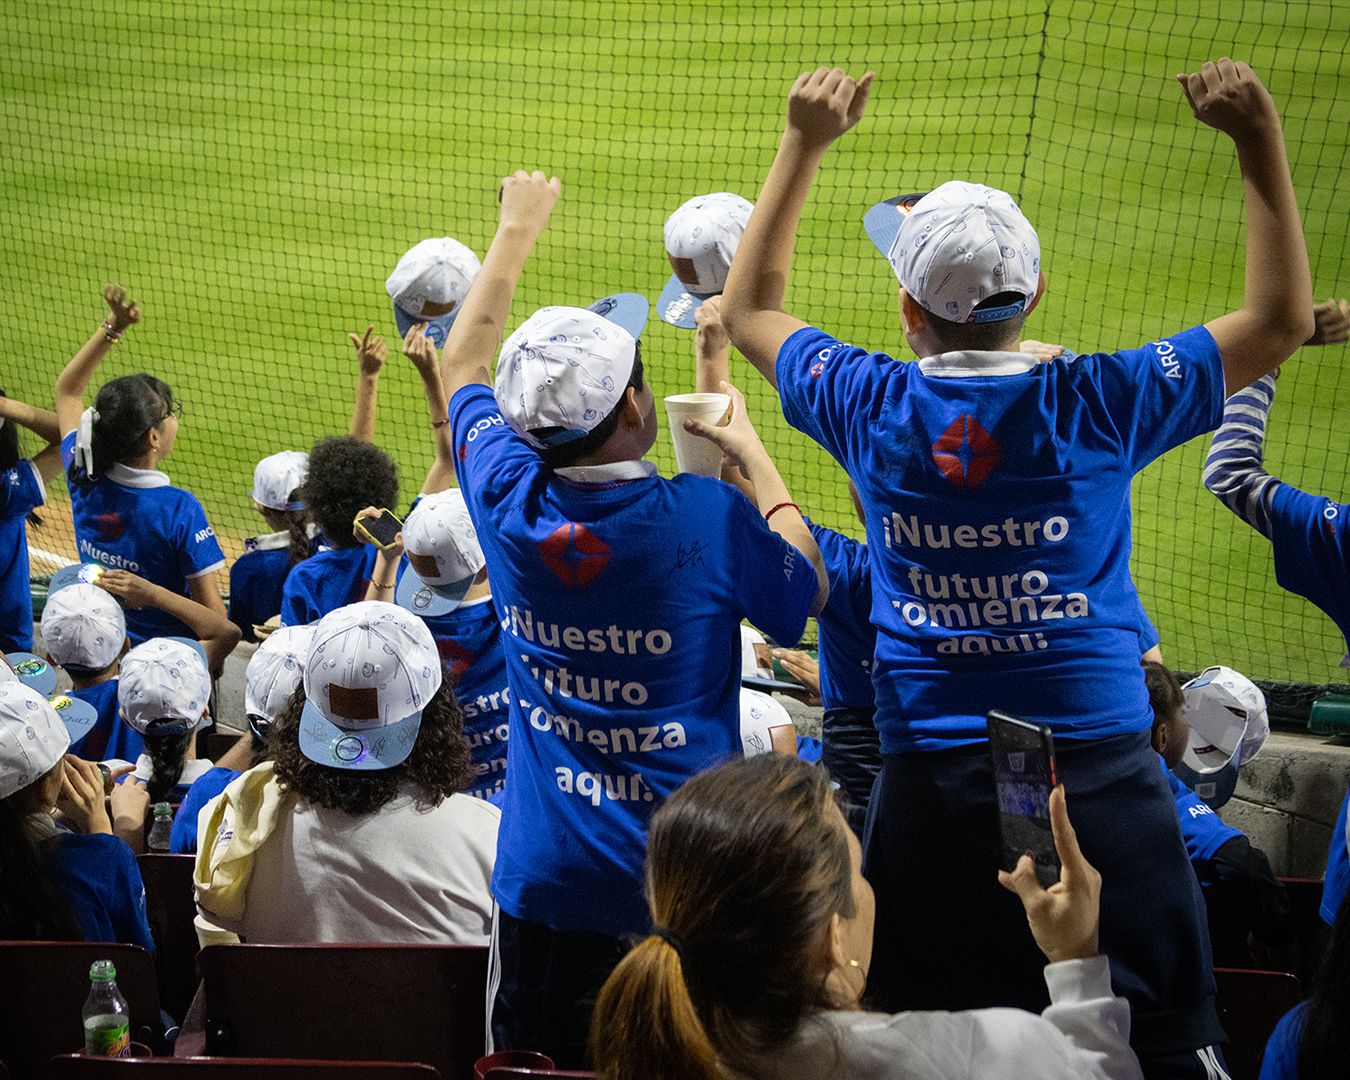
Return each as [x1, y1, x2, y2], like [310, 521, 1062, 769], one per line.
[539, 522, 611, 588]
[95, 512, 126, 542]
[932, 414, 1002, 488]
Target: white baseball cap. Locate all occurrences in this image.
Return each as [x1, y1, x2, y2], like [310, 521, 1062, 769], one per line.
[0, 682, 70, 799]
[299, 601, 443, 771]
[739, 688, 797, 758]
[41, 581, 127, 672]
[244, 624, 315, 733]
[494, 294, 649, 450]
[864, 181, 1041, 325]
[118, 638, 212, 735]
[1180, 666, 1268, 775]
[386, 237, 482, 349]
[0, 657, 99, 745]
[656, 193, 753, 329]
[395, 489, 485, 617]
[250, 451, 308, 512]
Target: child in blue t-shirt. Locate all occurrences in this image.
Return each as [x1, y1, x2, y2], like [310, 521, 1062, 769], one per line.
[0, 390, 64, 652]
[721, 63, 1312, 1074]
[229, 451, 313, 641]
[54, 286, 229, 653]
[438, 170, 827, 1066]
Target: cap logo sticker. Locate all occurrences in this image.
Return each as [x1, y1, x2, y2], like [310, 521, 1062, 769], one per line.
[663, 295, 693, 323]
[539, 522, 611, 588]
[15, 659, 46, 677]
[333, 735, 367, 763]
[327, 683, 380, 722]
[932, 415, 1002, 489]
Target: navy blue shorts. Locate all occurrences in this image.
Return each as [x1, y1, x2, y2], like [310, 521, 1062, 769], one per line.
[862, 730, 1224, 1068]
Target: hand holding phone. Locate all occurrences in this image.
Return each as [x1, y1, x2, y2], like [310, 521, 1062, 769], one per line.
[352, 507, 403, 551]
[987, 710, 1060, 888]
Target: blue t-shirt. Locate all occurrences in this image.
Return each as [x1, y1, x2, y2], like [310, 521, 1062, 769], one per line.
[66, 679, 144, 763]
[1165, 758, 1242, 866]
[807, 521, 875, 712]
[1259, 1000, 1306, 1080]
[450, 384, 818, 935]
[44, 831, 155, 953]
[1321, 789, 1349, 925]
[170, 766, 240, 853]
[61, 432, 226, 643]
[1269, 485, 1350, 662]
[279, 545, 377, 626]
[0, 461, 44, 652]
[420, 596, 510, 801]
[229, 534, 296, 641]
[776, 326, 1225, 751]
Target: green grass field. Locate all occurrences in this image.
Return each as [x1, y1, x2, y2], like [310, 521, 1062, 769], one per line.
[2, 0, 1348, 683]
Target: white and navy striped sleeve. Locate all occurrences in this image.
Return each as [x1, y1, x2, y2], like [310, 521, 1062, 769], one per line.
[1202, 373, 1280, 539]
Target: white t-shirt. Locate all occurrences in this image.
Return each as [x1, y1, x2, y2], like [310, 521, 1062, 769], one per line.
[235, 788, 499, 946]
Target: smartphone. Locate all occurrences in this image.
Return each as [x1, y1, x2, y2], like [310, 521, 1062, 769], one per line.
[987, 710, 1060, 889]
[352, 508, 403, 550]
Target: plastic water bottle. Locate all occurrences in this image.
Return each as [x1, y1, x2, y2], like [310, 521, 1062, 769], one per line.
[82, 960, 132, 1057]
[147, 802, 173, 852]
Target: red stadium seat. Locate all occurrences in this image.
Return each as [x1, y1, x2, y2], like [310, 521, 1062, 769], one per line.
[482, 1071, 596, 1079]
[198, 944, 488, 1079]
[0, 941, 162, 1080]
[46, 1057, 440, 1079]
[1212, 967, 1302, 1080]
[136, 855, 200, 1022]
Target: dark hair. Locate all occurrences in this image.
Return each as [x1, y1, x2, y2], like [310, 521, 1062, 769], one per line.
[592, 755, 856, 1080]
[923, 292, 1030, 353]
[1142, 660, 1184, 734]
[538, 342, 645, 468]
[68, 374, 176, 486]
[1298, 884, 1350, 1075]
[143, 725, 193, 802]
[0, 389, 19, 473]
[269, 681, 473, 815]
[260, 495, 312, 567]
[302, 436, 399, 548]
[0, 786, 83, 941]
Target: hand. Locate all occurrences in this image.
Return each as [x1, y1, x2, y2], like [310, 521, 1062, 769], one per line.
[682, 381, 767, 474]
[402, 322, 439, 371]
[1018, 339, 1066, 362]
[55, 756, 113, 835]
[355, 506, 403, 558]
[1177, 59, 1280, 143]
[787, 67, 874, 148]
[350, 325, 387, 375]
[498, 170, 562, 236]
[998, 785, 1102, 964]
[96, 569, 160, 609]
[772, 648, 823, 706]
[1307, 296, 1350, 345]
[103, 283, 141, 332]
[695, 295, 730, 356]
[110, 775, 150, 834]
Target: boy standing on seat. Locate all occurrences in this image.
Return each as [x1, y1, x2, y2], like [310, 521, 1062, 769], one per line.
[721, 62, 1312, 1078]
[438, 171, 828, 1066]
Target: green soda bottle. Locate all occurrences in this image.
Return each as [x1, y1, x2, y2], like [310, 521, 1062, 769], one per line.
[82, 960, 132, 1057]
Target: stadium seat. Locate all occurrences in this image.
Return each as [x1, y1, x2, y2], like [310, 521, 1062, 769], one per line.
[45, 1057, 440, 1079]
[1212, 967, 1302, 1080]
[0, 941, 162, 1080]
[198, 944, 488, 1078]
[137, 854, 200, 1022]
[482, 1071, 596, 1079]
[201, 731, 245, 763]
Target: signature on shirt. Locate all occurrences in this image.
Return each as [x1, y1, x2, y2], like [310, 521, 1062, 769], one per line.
[669, 539, 708, 576]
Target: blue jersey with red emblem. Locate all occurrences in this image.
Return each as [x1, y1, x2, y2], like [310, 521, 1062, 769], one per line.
[450, 383, 818, 935]
[0, 461, 45, 652]
[419, 595, 510, 800]
[278, 545, 378, 627]
[61, 433, 225, 643]
[777, 325, 1224, 751]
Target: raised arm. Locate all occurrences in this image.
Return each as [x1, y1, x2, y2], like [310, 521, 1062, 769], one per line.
[402, 326, 456, 495]
[1202, 373, 1281, 538]
[438, 170, 561, 397]
[0, 396, 60, 444]
[55, 285, 140, 437]
[1178, 60, 1314, 395]
[97, 570, 241, 674]
[693, 297, 756, 501]
[721, 68, 872, 387]
[347, 326, 386, 443]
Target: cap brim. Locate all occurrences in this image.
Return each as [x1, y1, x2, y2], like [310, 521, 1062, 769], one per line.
[587, 293, 649, 340]
[298, 698, 422, 771]
[1174, 758, 1239, 810]
[395, 567, 474, 617]
[1180, 736, 1240, 776]
[863, 193, 930, 261]
[655, 275, 713, 329]
[47, 564, 89, 595]
[49, 694, 98, 743]
[394, 304, 457, 348]
[6, 653, 57, 697]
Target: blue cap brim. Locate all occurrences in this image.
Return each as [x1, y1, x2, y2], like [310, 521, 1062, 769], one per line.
[863, 193, 930, 261]
[395, 566, 474, 618]
[298, 698, 422, 770]
[6, 653, 57, 697]
[394, 304, 457, 349]
[49, 693, 98, 743]
[656, 275, 715, 329]
[47, 563, 103, 596]
[1173, 759, 1239, 810]
[587, 293, 649, 340]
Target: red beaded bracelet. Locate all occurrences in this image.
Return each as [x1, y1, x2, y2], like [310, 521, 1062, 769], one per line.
[765, 501, 800, 524]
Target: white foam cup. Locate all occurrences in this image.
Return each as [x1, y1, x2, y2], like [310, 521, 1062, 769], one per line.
[664, 393, 731, 477]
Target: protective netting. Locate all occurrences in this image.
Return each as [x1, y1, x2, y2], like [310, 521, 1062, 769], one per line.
[2, 0, 1347, 686]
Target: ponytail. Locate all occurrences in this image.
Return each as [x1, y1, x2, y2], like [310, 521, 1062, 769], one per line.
[284, 508, 311, 567]
[592, 935, 719, 1080]
[70, 374, 174, 486]
[143, 727, 192, 802]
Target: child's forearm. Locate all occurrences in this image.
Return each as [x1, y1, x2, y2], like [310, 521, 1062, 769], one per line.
[0, 398, 60, 444]
[1203, 373, 1281, 538]
[55, 327, 117, 434]
[417, 363, 456, 494]
[349, 370, 380, 443]
[148, 582, 239, 665]
[741, 450, 828, 612]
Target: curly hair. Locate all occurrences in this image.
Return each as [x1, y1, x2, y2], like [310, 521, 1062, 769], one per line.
[302, 436, 399, 547]
[268, 680, 474, 815]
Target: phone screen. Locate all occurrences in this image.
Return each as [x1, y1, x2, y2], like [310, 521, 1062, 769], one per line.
[987, 710, 1060, 889]
[358, 509, 403, 549]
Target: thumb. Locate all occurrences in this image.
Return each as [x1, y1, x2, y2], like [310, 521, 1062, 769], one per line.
[683, 417, 725, 445]
[998, 853, 1044, 904]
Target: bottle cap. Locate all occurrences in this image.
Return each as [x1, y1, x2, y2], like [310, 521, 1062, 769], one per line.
[153, 802, 173, 819]
[89, 960, 117, 981]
